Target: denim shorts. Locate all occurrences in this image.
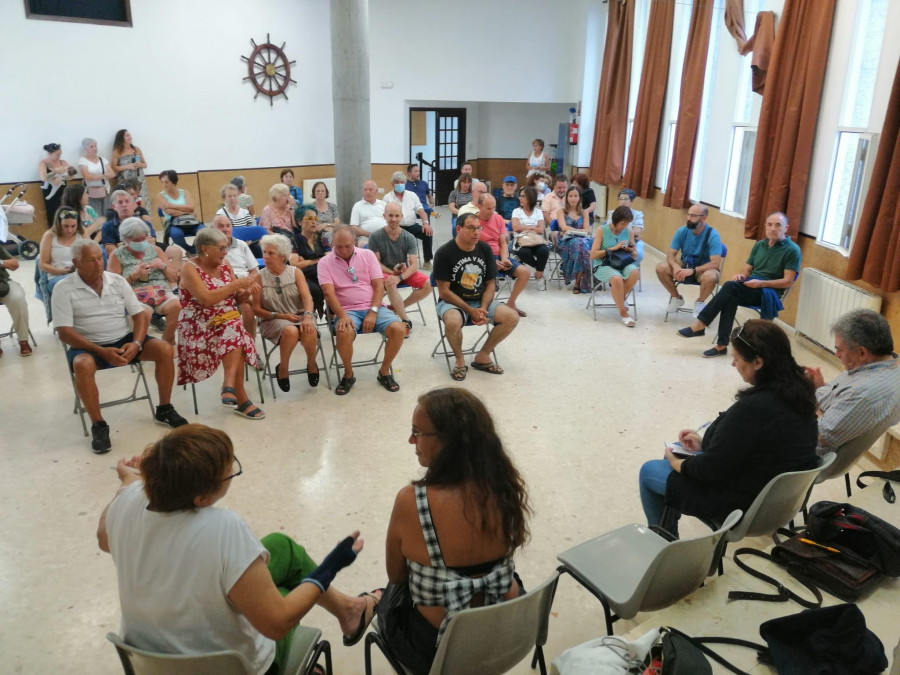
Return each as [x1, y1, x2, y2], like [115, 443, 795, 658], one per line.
[435, 298, 501, 324]
[336, 307, 401, 335]
[65, 332, 157, 370]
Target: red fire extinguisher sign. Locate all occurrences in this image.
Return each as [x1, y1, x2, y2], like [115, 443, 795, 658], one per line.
[569, 122, 578, 145]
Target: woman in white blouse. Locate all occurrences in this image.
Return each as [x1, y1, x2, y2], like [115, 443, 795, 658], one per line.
[78, 138, 116, 216]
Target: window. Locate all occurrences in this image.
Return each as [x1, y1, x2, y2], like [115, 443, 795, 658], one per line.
[624, 0, 651, 169]
[658, 3, 692, 190]
[819, 0, 887, 250]
[689, 3, 723, 202]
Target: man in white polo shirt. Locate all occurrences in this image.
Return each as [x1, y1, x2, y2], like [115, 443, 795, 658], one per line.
[349, 180, 387, 246]
[52, 239, 187, 454]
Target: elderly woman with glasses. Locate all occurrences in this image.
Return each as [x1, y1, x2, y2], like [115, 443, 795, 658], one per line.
[251, 234, 321, 392]
[98, 423, 377, 675]
[637, 320, 818, 537]
[108, 218, 180, 345]
[259, 183, 294, 233]
[178, 228, 264, 419]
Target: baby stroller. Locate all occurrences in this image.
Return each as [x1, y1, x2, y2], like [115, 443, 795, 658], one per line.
[0, 184, 40, 260]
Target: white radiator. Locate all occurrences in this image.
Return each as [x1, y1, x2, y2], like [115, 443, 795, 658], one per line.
[796, 268, 882, 352]
[302, 178, 337, 204]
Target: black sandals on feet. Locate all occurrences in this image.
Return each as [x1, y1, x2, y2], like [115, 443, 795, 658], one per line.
[377, 372, 400, 392]
[342, 590, 382, 646]
[336, 376, 356, 395]
[471, 360, 504, 375]
[221, 387, 238, 407]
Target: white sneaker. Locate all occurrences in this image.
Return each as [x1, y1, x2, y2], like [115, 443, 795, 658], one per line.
[537, 277, 547, 291]
[693, 300, 707, 318]
[667, 296, 685, 313]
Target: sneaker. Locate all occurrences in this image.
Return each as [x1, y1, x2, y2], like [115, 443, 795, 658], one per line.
[91, 421, 112, 454]
[155, 404, 188, 428]
[421, 261, 433, 271]
[150, 315, 167, 333]
[693, 300, 707, 319]
[702, 346, 728, 358]
[667, 296, 685, 313]
[536, 277, 547, 291]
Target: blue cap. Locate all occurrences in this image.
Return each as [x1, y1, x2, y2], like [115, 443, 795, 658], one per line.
[503, 175, 517, 183]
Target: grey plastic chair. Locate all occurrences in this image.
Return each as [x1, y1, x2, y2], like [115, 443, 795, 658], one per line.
[817, 428, 892, 497]
[557, 510, 742, 635]
[107, 626, 330, 675]
[364, 571, 560, 675]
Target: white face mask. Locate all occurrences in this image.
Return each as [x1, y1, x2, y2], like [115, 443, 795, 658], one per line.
[537, 182, 547, 191]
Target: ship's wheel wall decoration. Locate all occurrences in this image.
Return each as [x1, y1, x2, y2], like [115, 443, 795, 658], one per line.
[242, 34, 297, 106]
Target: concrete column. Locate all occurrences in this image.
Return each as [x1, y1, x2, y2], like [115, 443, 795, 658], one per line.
[330, 0, 371, 223]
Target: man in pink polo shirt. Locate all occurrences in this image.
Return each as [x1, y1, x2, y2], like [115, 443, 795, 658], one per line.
[477, 194, 532, 317]
[318, 227, 406, 395]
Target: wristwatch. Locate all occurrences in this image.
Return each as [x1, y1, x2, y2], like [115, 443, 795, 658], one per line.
[369, 306, 378, 314]
[132, 341, 143, 353]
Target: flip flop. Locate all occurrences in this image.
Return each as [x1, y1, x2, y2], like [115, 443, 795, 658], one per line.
[377, 372, 400, 392]
[451, 365, 468, 381]
[342, 589, 382, 647]
[511, 306, 528, 317]
[233, 400, 265, 420]
[336, 376, 356, 396]
[220, 387, 238, 407]
[471, 360, 504, 375]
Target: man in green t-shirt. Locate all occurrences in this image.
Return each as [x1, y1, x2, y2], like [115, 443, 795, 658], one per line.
[677, 212, 800, 357]
[0, 246, 32, 357]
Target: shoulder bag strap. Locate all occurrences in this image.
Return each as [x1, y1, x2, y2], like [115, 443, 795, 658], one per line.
[857, 470, 900, 488]
[727, 548, 823, 609]
[663, 627, 766, 675]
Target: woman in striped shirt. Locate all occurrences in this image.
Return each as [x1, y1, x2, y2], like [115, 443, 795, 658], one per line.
[217, 184, 254, 228]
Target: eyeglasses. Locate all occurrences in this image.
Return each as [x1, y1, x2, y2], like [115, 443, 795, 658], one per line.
[222, 457, 243, 481]
[274, 276, 283, 295]
[461, 225, 483, 232]
[346, 266, 358, 283]
[731, 325, 757, 355]
[411, 429, 439, 439]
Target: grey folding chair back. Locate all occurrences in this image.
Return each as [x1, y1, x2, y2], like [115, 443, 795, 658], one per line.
[817, 428, 891, 497]
[557, 510, 741, 634]
[725, 452, 836, 543]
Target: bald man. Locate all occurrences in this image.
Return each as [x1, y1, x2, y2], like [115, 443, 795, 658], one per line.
[678, 212, 801, 357]
[477, 194, 532, 317]
[349, 180, 387, 246]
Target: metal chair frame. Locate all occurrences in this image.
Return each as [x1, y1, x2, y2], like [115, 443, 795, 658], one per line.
[325, 308, 392, 381]
[663, 244, 728, 322]
[585, 272, 638, 322]
[429, 284, 498, 375]
[259, 320, 333, 399]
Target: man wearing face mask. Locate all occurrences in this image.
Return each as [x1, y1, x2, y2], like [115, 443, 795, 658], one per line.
[657, 204, 722, 318]
[384, 171, 433, 270]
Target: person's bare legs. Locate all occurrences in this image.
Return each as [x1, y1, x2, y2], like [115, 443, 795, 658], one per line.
[336, 329, 356, 380]
[383, 279, 409, 322]
[442, 309, 466, 369]
[656, 262, 680, 299]
[165, 246, 184, 279]
[142, 339, 175, 405]
[222, 348, 256, 407]
[317, 587, 378, 637]
[299, 327, 318, 372]
[474, 304, 518, 365]
[609, 276, 629, 317]
[240, 301, 256, 337]
[698, 269, 719, 302]
[72, 355, 103, 422]
[402, 284, 431, 309]
[505, 264, 533, 316]
[277, 326, 300, 379]
[379, 322, 405, 376]
[160, 298, 180, 344]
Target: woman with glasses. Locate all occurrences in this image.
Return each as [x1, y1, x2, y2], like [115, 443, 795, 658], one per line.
[637, 320, 818, 537]
[177, 228, 264, 419]
[98, 423, 377, 675]
[108, 218, 180, 345]
[377, 388, 531, 674]
[39, 208, 84, 295]
[252, 234, 320, 392]
[60, 183, 104, 239]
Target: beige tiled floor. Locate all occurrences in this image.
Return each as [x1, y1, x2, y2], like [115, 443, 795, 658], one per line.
[0, 214, 882, 673]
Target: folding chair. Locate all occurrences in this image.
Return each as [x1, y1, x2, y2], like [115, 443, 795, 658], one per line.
[60, 336, 155, 437]
[429, 281, 498, 375]
[325, 308, 390, 381]
[259, 320, 332, 399]
[364, 571, 560, 675]
[585, 267, 637, 322]
[395, 281, 427, 325]
[545, 220, 564, 289]
[231, 225, 268, 266]
[734, 270, 800, 327]
[663, 244, 728, 322]
[185, 361, 265, 415]
[0, 321, 36, 348]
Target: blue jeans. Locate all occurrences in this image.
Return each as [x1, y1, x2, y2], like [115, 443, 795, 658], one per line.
[639, 458, 673, 527]
[169, 223, 203, 254]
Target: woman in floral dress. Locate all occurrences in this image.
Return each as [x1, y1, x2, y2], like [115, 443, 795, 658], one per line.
[177, 228, 265, 419]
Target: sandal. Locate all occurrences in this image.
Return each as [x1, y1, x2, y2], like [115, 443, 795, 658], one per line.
[342, 589, 383, 647]
[621, 315, 636, 327]
[451, 365, 468, 381]
[335, 376, 356, 396]
[307, 367, 320, 387]
[573, 288, 581, 294]
[377, 371, 400, 392]
[19, 341, 32, 357]
[402, 319, 412, 338]
[233, 400, 265, 420]
[220, 387, 238, 407]
[471, 360, 504, 375]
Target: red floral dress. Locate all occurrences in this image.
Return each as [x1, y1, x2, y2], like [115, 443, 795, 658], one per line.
[177, 261, 258, 386]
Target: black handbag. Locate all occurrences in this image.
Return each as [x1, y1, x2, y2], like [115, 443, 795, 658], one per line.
[605, 249, 635, 270]
[656, 627, 766, 675]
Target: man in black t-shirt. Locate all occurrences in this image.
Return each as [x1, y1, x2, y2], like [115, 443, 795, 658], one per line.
[433, 213, 520, 380]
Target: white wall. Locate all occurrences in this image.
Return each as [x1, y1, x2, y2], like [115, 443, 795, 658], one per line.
[0, 0, 334, 182]
[368, 0, 588, 162]
[478, 103, 573, 158]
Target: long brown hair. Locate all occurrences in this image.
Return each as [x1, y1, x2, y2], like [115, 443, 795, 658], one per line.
[52, 207, 84, 237]
[415, 388, 531, 551]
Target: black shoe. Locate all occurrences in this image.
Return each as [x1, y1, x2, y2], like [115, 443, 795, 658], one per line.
[91, 421, 111, 454]
[150, 315, 167, 333]
[155, 404, 188, 428]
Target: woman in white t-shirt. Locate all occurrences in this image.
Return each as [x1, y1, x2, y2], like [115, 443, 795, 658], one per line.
[78, 137, 116, 216]
[98, 424, 380, 675]
[511, 186, 549, 290]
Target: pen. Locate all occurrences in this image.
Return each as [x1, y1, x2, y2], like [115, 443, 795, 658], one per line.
[799, 538, 840, 554]
[696, 421, 712, 433]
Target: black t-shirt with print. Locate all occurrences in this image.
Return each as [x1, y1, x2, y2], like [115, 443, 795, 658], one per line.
[433, 239, 497, 302]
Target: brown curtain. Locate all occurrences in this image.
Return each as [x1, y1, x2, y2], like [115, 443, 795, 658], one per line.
[663, 0, 714, 209]
[744, 0, 836, 239]
[724, 0, 749, 50]
[846, 59, 900, 293]
[623, 0, 674, 198]
[725, 3, 775, 93]
[590, 0, 634, 185]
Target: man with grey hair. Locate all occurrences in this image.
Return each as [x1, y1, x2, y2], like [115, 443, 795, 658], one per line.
[384, 170, 433, 269]
[100, 189, 155, 256]
[679, 212, 800, 357]
[52, 239, 187, 453]
[349, 180, 387, 246]
[805, 309, 900, 456]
